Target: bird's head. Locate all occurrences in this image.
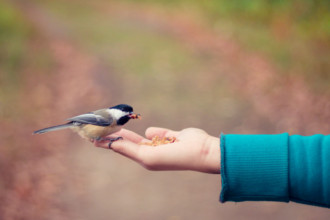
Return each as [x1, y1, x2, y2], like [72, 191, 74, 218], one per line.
[108, 104, 141, 125]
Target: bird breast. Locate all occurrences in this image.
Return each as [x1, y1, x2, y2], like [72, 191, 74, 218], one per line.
[71, 124, 120, 140]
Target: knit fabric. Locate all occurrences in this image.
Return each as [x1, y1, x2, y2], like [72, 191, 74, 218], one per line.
[220, 133, 329, 208]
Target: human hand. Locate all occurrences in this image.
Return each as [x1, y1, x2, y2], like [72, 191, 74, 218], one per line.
[93, 127, 220, 174]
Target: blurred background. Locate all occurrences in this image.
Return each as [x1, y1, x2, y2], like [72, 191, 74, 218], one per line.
[0, 0, 329, 219]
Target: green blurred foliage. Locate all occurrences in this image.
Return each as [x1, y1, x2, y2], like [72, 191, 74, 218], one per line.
[125, 0, 329, 37]
[0, 1, 30, 121]
[0, 1, 29, 85]
[118, 0, 330, 92]
[0, 1, 53, 120]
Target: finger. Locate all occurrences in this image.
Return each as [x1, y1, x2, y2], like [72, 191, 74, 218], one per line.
[114, 129, 147, 143]
[93, 139, 113, 148]
[95, 139, 160, 168]
[135, 142, 195, 171]
[102, 140, 175, 170]
[110, 139, 147, 164]
[145, 127, 179, 139]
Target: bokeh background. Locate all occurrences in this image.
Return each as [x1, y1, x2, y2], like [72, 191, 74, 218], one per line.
[1, 0, 329, 219]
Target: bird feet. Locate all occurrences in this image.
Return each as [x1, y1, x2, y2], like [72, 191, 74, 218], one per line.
[100, 137, 123, 149]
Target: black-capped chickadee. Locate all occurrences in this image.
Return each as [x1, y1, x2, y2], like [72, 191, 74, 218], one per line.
[34, 104, 141, 147]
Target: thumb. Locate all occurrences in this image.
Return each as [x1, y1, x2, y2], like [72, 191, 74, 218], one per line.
[145, 127, 179, 140]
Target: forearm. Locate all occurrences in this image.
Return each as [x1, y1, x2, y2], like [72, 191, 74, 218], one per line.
[220, 133, 330, 208]
[289, 134, 330, 207]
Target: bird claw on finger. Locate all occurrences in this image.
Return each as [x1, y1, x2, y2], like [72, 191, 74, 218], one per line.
[105, 137, 123, 149]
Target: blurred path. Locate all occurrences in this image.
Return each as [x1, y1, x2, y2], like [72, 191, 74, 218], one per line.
[17, 0, 330, 134]
[102, 2, 330, 134]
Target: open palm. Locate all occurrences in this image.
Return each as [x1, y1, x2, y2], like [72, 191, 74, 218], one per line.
[93, 127, 220, 174]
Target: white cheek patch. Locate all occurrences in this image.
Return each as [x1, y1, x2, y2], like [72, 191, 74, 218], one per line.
[106, 109, 128, 120]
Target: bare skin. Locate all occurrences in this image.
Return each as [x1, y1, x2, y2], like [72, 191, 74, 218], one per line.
[93, 127, 220, 174]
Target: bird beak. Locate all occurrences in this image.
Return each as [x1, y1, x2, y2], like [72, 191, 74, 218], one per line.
[129, 113, 141, 119]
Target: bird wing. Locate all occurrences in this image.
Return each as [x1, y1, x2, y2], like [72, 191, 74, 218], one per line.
[67, 113, 112, 126]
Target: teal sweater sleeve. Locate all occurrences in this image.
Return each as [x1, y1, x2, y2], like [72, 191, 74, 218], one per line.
[220, 133, 330, 208]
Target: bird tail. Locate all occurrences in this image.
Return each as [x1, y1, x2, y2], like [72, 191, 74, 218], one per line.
[33, 122, 74, 134]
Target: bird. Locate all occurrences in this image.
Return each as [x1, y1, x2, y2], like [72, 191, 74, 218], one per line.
[34, 104, 141, 147]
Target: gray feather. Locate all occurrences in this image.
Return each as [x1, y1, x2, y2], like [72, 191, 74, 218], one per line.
[67, 113, 112, 126]
[34, 123, 74, 134]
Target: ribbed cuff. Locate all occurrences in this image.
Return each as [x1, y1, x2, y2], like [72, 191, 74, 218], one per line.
[220, 133, 289, 203]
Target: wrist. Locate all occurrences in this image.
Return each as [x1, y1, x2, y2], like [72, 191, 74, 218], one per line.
[204, 135, 221, 174]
